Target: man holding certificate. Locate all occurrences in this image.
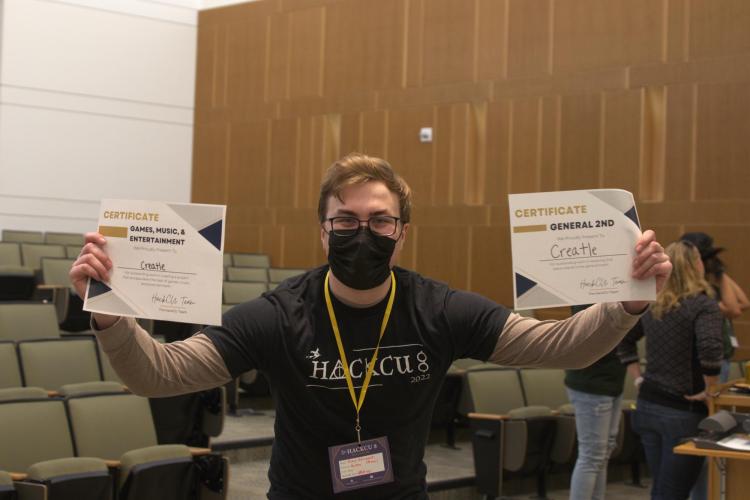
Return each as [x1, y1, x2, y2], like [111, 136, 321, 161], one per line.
[70, 154, 671, 499]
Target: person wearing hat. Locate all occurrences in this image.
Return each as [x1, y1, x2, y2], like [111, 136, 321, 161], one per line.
[680, 232, 749, 382]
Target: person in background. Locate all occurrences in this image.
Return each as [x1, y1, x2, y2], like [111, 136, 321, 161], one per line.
[564, 304, 630, 500]
[618, 240, 723, 500]
[681, 232, 749, 500]
[680, 232, 749, 382]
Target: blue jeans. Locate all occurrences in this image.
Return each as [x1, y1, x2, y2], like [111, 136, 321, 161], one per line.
[567, 388, 622, 500]
[632, 399, 705, 500]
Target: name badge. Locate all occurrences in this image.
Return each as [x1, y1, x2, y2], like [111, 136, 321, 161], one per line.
[328, 436, 394, 493]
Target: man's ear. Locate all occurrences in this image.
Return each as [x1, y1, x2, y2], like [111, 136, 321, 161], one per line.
[320, 225, 329, 256]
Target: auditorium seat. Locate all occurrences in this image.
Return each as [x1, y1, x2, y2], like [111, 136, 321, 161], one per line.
[20, 244, 65, 272]
[2, 230, 43, 244]
[0, 342, 22, 389]
[66, 392, 227, 500]
[59, 381, 124, 397]
[0, 396, 112, 500]
[268, 268, 306, 283]
[465, 367, 563, 499]
[40, 258, 75, 287]
[0, 387, 48, 402]
[223, 253, 232, 268]
[519, 368, 569, 408]
[43, 233, 84, 246]
[0, 243, 23, 267]
[232, 253, 269, 268]
[0, 470, 15, 500]
[225, 266, 269, 283]
[17, 338, 102, 390]
[65, 245, 81, 259]
[223, 282, 267, 305]
[97, 343, 122, 383]
[0, 267, 36, 301]
[0, 303, 61, 341]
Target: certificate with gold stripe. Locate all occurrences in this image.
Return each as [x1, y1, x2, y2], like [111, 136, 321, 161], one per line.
[84, 199, 226, 325]
[508, 189, 655, 310]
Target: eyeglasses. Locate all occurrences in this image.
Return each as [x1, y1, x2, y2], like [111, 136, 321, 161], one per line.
[324, 216, 401, 237]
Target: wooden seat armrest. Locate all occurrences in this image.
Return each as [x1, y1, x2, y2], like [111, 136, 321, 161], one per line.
[10, 472, 27, 481]
[47, 390, 60, 397]
[105, 460, 121, 469]
[36, 284, 68, 290]
[468, 412, 508, 421]
[189, 447, 212, 456]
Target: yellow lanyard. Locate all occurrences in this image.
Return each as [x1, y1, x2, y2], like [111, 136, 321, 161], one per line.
[324, 270, 396, 443]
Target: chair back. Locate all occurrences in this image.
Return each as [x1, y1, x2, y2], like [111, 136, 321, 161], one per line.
[0, 387, 48, 402]
[66, 393, 159, 460]
[41, 258, 75, 287]
[20, 243, 65, 271]
[0, 243, 22, 267]
[519, 368, 569, 408]
[225, 266, 268, 283]
[44, 233, 85, 246]
[0, 303, 60, 341]
[0, 342, 22, 389]
[223, 282, 267, 305]
[2, 230, 43, 244]
[0, 398, 75, 471]
[232, 253, 270, 268]
[464, 367, 525, 415]
[268, 268, 306, 283]
[18, 338, 102, 390]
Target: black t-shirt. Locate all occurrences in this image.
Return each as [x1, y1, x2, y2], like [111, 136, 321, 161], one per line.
[204, 266, 510, 499]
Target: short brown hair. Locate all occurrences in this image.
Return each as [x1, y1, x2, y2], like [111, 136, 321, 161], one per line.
[317, 153, 412, 223]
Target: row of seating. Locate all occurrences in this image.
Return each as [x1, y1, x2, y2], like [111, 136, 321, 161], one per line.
[0, 337, 119, 391]
[0, 242, 80, 272]
[0, 387, 227, 500]
[1, 230, 84, 246]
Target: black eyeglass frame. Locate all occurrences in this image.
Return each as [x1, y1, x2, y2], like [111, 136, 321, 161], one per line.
[322, 215, 403, 238]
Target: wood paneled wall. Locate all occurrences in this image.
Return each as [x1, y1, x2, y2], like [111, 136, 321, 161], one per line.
[193, 0, 750, 352]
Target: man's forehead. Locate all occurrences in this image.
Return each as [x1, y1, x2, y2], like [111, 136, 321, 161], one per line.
[327, 182, 399, 214]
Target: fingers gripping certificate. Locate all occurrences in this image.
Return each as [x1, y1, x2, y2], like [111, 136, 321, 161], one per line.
[508, 190, 655, 310]
[84, 199, 226, 325]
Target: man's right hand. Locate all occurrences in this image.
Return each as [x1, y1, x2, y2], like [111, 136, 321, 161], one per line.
[69, 232, 119, 329]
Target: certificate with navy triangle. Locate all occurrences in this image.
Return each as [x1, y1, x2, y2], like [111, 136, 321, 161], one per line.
[84, 199, 226, 325]
[508, 189, 655, 310]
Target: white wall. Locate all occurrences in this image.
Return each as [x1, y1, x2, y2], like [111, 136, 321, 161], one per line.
[0, 0, 198, 235]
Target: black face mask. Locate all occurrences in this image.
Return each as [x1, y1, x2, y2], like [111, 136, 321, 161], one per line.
[327, 229, 397, 290]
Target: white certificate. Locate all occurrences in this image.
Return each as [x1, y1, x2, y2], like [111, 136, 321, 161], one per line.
[508, 189, 655, 310]
[84, 199, 226, 325]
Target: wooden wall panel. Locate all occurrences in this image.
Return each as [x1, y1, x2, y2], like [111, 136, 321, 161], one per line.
[506, 0, 551, 79]
[226, 18, 269, 116]
[538, 96, 559, 192]
[476, 0, 508, 81]
[288, 7, 325, 99]
[267, 13, 290, 101]
[508, 97, 542, 194]
[695, 82, 750, 201]
[268, 119, 299, 206]
[470, 226, 512, 305]
[227, 121, 269, 208]
[601, 90, 641, 194]
[386, 106, 435, 206]
[421, 0, 477, 85]
[663, 84, 694, 201]
[192, 123, 228, 204]
[323, 0, 405, 95]
[552, 0, 663, 73]
[416, 226, 470, 289]
[689, 0, 750, 60]
[195, 0, 750, 323]
[558, 93, 601, 190]
[483, 101, 511, 205]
